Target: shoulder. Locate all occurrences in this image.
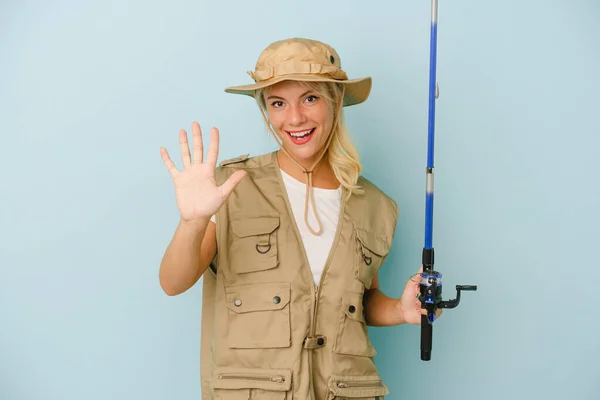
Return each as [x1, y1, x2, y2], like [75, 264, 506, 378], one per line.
[218, 151, 276, 169]
[218, 153, 251, 167]
[357, 175, 398, 219]
[214, 151, 277, 183]
[348, 175, 399, 251]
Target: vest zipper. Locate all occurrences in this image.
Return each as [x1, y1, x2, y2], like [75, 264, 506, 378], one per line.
[271, 157, 348, 400]
[310, 195, 345, 338]
[218, 374, 286, 384]
[336, 380, 383, 389]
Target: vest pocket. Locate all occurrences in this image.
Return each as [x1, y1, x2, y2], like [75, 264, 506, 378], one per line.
[354, 227, 391, 289]
[333, 291, 376, 357]
[213, 366, 292, 400]
[225, 282, 291, 349]
[326, 374, 389, 399]
[230, 216, 280, 274]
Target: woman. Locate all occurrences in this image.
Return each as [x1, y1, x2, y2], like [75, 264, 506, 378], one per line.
[159, 38, 436, 400]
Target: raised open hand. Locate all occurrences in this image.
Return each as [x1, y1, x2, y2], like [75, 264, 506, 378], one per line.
[160, 122, 247, 223]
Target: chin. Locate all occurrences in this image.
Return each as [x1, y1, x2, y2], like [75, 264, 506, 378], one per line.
[282, 145, 321, 164]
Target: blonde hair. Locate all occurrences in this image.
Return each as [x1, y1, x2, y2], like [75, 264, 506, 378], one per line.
[254, 81, 364, 199]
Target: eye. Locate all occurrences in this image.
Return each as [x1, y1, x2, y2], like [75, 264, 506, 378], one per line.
[270, 100, 284, 108]
[305, 95, 318, 103]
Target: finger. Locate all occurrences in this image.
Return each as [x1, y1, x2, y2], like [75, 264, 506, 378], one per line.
[192, 122, 203, 164]
[415, 294, 423, 306]
[409, 271, 422, 284]
[179, 129, 192, 168]
[219, 170, 247, 199]
[420, 308, 443, 317]
[205, 127, 219, 166]
[160, 147, 179, 178]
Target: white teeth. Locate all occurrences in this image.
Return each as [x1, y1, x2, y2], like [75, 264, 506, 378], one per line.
[289, 129, 313, 138]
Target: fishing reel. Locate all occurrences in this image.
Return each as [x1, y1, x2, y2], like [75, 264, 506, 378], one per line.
[417, 248, 477, 361]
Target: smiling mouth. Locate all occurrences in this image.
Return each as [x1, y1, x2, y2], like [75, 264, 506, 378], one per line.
[286, 128, 315, 144]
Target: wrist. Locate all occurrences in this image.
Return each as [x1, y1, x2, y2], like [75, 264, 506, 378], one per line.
[179, 217, 209, 233]
[395, 299, 407, 325]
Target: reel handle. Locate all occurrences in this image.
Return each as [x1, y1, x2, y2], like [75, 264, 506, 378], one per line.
[439, 285, 478, 309]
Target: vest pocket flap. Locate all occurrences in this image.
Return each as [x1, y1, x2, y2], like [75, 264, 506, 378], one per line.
[341, 291, 365, 323]
[213, 367, 292, 391]
[231, 216, 280, 238]
[355, 227, 390, 256]
[226, 282, 291, 314]
[327, 375, 389, 398]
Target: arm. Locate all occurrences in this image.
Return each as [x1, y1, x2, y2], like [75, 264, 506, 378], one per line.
[158, 218, 217, 296]
[363, 271, 407, 326]
[158, 122, 245, 296]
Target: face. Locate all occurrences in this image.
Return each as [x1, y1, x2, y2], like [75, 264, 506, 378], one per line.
[263, 80, 334, 167]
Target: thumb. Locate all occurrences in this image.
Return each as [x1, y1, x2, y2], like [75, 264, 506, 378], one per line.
[409, 268, 423, 284]
[219, 170, 247, 199]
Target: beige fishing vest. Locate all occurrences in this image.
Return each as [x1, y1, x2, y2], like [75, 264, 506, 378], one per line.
[200, 151, 398, 400]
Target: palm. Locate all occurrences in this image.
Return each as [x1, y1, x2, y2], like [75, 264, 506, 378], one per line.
[172, 164, 221, 221]
[160, 122, 246, 223]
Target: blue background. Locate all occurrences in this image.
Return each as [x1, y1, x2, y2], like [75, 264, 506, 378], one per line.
[1, 0, 598, 399]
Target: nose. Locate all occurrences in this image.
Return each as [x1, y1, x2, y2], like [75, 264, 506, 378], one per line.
[287, 104, 307, 126]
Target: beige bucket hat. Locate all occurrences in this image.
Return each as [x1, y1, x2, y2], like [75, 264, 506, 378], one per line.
[224, 38, 372, 107]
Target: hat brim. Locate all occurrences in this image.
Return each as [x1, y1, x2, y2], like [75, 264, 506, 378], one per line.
[224, 75, 372, 107]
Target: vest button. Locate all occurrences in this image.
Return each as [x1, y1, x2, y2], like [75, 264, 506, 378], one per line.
[317, 338, 325, 346]
[273, 296, 281, 304]
[234, 299, 242, 307]
[348, 305, 356, 313]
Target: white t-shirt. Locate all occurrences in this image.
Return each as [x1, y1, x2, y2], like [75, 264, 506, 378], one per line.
[211, 169, 341, 286]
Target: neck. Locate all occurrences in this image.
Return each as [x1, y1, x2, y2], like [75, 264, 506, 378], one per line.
[277, 150, 340, 190]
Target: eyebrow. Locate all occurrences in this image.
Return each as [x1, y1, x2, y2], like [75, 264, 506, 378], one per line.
[267, 90, 314, 101]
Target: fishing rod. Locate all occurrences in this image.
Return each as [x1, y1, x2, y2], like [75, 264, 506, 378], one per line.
[418, 0, 477, 361]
